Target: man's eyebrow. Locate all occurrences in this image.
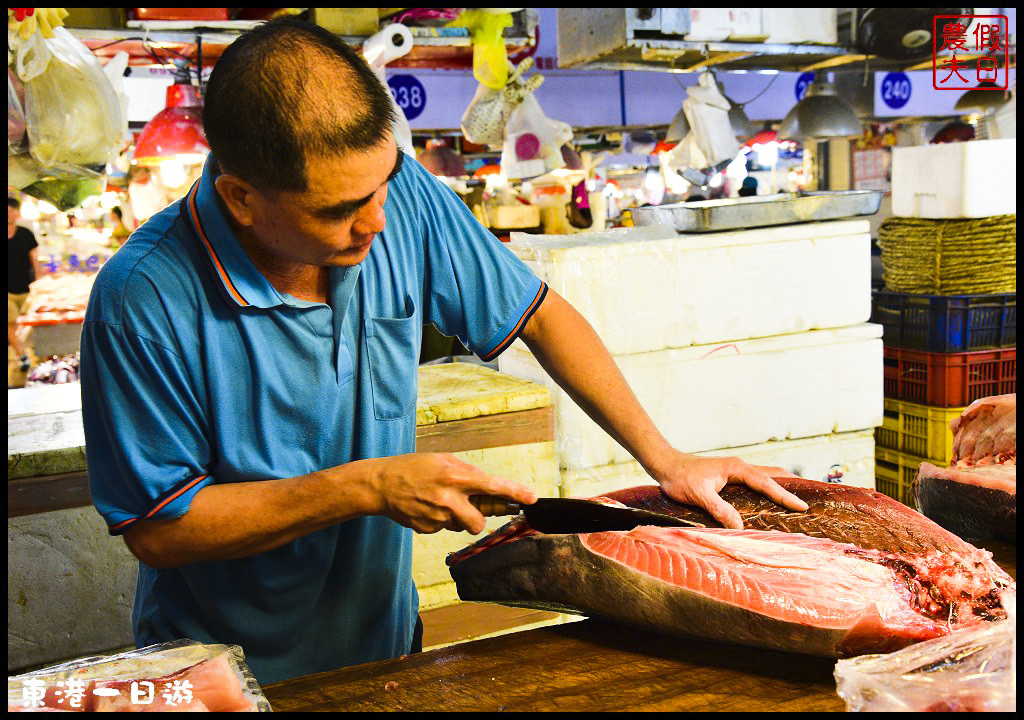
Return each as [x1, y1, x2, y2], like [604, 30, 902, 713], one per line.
[317, 150, 403, 217]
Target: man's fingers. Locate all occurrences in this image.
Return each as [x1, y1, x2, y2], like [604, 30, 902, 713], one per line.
[702, 493, 744, 530]
[733, 468, 809, 512]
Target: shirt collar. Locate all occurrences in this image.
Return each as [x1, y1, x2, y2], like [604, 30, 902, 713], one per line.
[183, 155, 297, 309]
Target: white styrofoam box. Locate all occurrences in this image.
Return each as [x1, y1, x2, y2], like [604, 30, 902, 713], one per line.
[509, 220, 871, 357]
[891, 139, 1017, 218]
[498, 323, 883, 470]
[762, 8, 837, 45]
[685, 8, 732, 42]
[560, 429, 877, 500]
[728, 9, 765, 41]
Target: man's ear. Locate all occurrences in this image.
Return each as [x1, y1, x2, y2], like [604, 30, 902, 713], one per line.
[214, 173, 260, 228]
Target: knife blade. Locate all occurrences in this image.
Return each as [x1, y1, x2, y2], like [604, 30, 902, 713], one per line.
[469, 495, 704, 534]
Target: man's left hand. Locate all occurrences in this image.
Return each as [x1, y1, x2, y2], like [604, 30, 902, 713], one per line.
[645, 448, 809, 530]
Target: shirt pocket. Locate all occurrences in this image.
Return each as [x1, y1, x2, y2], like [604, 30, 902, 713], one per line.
[364, 296, 420, 420]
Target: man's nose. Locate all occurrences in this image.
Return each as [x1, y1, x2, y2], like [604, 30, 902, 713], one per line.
[353, 193, 387, 235]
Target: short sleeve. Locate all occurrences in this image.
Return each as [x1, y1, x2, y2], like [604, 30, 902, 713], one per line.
[80, 319, 213, 535]
[409, 162, 545, 360]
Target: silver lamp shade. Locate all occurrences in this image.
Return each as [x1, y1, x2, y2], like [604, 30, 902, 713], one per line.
[665, 104, 690, 143]
[779, 80, 862, 141]
[727, 101, 755, 142]
[955, 82, 1010, 112]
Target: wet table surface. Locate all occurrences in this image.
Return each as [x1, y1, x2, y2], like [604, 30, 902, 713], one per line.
[263, 541, 1015, 712]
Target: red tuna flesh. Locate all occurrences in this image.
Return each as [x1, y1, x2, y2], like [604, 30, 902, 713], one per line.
[448, 478, 1014, 657]
[916, 394, 1016, 542]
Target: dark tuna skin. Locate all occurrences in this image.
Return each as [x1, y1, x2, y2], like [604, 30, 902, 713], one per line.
[601, 477, 983, 557]
[915, 476, 1016, 543]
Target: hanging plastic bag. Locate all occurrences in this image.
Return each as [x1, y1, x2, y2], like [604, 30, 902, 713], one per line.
[8, 69, 28, 153]
[447, 9, 515, 90]
[500, 91, 572, 180]
[681, 72, 740, 168]
[461, 56, 543, 148]
[23, 26, 124, 167]
[14, 159, 106, 212]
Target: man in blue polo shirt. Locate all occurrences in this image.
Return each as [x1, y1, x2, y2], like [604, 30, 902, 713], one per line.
[81, 18, 807, 685]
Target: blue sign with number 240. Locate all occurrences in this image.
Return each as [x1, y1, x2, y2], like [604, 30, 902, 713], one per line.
[880, 72, 912, 110]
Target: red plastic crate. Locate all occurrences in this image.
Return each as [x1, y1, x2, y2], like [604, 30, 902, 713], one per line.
[883, 346, 1016, 407]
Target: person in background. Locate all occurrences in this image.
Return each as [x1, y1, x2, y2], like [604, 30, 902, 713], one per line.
[110, 206, 132, 251]
[8, 196, 43, 368]
[737, 177, 758, 197]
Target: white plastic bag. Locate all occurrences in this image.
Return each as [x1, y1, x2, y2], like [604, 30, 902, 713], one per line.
[681, 72, 740, 168]
[500, 92, 572, 180]
[834, 593, 1016, 712]
[23, 26, 123, 167]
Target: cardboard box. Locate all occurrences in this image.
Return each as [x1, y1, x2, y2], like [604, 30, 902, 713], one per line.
[312, 8, 380, 36]
[63, 8, 127, 29]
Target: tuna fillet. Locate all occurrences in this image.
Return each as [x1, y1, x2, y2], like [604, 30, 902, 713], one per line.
[448, 478, 1014, 658]
[916, 394, 1016, 542]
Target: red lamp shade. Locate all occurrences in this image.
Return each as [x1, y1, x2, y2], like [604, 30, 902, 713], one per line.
[134, 83, 210, 166]
[745, 129, 778, 147]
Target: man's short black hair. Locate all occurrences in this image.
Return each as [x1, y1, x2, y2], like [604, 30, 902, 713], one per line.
[8, 197, 20, 209]
[202, 17, 396, 193]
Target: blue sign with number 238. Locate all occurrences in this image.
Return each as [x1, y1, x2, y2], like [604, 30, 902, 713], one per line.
[880, 72, 912, 110]
[387, 74, 427, 121]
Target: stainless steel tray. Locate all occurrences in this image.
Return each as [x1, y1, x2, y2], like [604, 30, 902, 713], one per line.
[628, 191, 883, 233]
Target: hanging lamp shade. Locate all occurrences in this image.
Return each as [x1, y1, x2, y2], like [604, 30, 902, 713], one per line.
[778, 77, 862, 141]
[665, 105, 690, 143]
[727, 101, 756, 142]
[134, 83, 210, 166]
[954, 81, 1010, 112]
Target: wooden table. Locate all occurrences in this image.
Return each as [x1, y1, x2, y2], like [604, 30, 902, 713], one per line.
[263, 542, 1016, 713]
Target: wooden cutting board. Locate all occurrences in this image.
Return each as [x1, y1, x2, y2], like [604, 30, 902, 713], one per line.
[263, 618, 845, 712]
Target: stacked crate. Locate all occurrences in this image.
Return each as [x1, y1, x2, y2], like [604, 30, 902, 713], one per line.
[874, 140, 1017, 505]
[500, 218, 883, 499]
[872, 293, 1016, 505]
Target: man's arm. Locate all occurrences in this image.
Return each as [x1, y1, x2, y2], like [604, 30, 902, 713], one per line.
[126, 453, 537, 569]
[518, 288, 808, 529]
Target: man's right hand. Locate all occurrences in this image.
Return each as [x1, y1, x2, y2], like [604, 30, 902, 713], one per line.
[366, 453, 537, 535]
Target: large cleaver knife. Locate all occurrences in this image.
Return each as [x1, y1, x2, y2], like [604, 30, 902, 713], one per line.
[469, 495, 704, 533]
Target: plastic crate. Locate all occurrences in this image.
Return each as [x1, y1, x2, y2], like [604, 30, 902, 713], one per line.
[872, 291, 1015, 352]
[883, 346, 1016, 407]
[874, 399, 964, 465]
[874, 447, 926, 508]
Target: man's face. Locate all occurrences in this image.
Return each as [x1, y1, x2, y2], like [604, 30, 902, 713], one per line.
[247, 139, 402, 268]
[8, 204, 19, 230]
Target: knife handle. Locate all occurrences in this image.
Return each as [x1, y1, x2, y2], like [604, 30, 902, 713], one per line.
[469, 495, 522, 517]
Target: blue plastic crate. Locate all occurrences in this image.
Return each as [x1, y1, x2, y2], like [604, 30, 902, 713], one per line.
[872, 291, 1015, 353]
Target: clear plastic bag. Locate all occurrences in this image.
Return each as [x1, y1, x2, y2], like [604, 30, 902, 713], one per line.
[23, 26, 124, 167]
[7, 639, 272, 712]
[834, 593, 1016, 712]
[8, 69, 28, 154]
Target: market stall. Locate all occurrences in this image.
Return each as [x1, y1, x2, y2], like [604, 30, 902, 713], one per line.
[7, 6, 1017, 714]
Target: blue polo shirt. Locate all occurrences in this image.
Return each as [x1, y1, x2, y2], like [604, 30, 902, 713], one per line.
[80, 153, 546, 684]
